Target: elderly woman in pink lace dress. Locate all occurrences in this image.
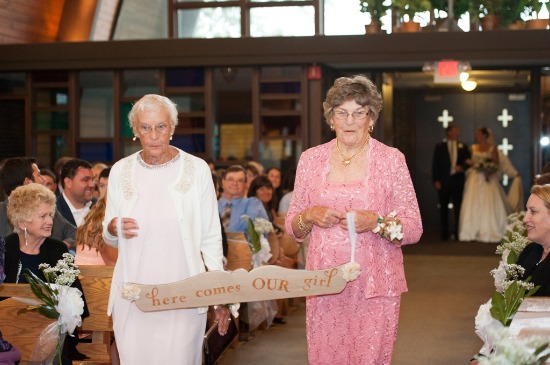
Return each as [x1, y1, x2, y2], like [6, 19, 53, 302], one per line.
[285, 75, 422, 365]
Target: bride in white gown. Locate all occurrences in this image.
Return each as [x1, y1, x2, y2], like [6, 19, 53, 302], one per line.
[459, 127, 512, 243]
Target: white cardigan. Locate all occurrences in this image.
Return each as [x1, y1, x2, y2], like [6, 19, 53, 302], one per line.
[102, 148, 223, 314]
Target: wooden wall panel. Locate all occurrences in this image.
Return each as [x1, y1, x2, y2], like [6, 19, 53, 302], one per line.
[0, 0, 65, 44]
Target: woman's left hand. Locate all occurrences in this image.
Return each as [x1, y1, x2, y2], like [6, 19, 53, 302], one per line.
[340, 210, 379, 233]
[215, 306, 232, 336]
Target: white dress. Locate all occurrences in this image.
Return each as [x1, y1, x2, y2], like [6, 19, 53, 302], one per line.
[459, 148, 512, 243]
[111, 160, 206, 365]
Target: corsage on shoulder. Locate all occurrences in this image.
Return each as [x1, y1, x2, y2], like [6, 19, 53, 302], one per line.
[372, 211, 403, 241]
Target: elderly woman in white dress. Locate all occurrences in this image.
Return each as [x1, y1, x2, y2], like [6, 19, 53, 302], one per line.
[102, 94, 230, 365]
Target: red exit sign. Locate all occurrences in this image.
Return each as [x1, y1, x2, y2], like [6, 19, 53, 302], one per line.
[434, 60, 461, 84]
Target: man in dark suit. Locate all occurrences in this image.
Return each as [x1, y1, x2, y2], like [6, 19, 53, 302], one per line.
[432, 125, 471, 240]
[57, 158, 96, 227]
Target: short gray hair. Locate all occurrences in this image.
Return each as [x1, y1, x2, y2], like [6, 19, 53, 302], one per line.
[128, 94, 179, 132]
[322, 75, 383, 127]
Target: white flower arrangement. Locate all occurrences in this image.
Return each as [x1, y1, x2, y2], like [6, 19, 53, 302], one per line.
[372, 211, 403, 241]
[475, 212, 540, 357]
[19, 253, 84, 364]
[241, 215, 273, 268]
[475, 328, 550, 365]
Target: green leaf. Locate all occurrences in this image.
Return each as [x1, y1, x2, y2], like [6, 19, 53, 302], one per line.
[247, 218, 261, 253]
[490, 291, 509, 326]
[36, 305, 60, 319]
[507, 250, 518, 264]
[23, 272, 56, 307]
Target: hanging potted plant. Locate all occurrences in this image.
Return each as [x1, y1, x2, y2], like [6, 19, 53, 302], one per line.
[523, 0, 549, 29]
[359, 0, 389, 33]
[393, 0, 432, 32]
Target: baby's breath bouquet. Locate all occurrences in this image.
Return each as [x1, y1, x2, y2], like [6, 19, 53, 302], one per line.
[18, 253, 84, 365]
[241, 215, 274, 268]
[475, 329, 550, 365]
[241, 215, 274, 254]
[475, 212, 540, 356]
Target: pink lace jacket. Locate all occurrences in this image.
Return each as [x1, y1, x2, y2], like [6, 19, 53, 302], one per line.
[285, 138, 423, 298]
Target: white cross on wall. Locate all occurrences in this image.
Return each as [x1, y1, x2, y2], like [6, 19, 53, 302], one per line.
[498, 138, 514, 187]
[437, 109, 454, 128]
[498, 138, 514, 156]
[497, 108, 513, 128]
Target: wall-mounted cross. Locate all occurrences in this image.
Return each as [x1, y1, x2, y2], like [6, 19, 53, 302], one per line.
[498, 137, 514, 156]
[497, 108, 513, 128]
[437, 109, 454, 128]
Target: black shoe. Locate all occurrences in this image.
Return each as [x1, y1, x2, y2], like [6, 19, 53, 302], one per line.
[69, 349, 90, 361]
[273, 317, 287, 324]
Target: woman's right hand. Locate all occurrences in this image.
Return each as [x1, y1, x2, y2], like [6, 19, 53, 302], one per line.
[108, 217, 139, 239]
[305, 206, 344, 229]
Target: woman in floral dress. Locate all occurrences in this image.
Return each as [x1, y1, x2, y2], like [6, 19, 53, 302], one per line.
[285, 75, 422, 364]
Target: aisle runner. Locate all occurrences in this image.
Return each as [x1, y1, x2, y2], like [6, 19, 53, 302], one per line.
[133, 264, 347, 312]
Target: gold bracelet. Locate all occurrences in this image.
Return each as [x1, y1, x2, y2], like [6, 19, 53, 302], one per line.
[297, 213, 312, 234]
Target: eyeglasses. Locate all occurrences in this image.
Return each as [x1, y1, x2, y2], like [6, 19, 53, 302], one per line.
[138, 123, 170, 135]
[333, 109, 369, 121]
[225, 178, 245, 184]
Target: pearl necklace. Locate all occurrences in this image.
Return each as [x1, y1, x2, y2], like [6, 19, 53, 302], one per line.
[336, 137, 369, 166]
[138, 149, 180, 169]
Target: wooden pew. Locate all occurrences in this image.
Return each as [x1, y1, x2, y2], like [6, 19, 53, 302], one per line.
[274, 216, 300, 257]
[0, 265, 114, 365]
[76, 265, 114, 365]
[225, 232, 252, 271]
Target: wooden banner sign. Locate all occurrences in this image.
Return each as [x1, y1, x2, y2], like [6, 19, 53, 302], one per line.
[133, 264, 349, 312]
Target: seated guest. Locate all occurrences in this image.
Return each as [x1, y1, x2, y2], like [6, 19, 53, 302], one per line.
[3, 183, 88, 363]
[97, 167, 110, 200]
[0, 157, 76, 250]
[40, 168, 57, 194]
[534, 172, 550, 186]
[53, 156, 74, 197]
[91, 162, 108, 199]
[57, 159, 96, 227]
[0, 237, 22, 365]
[75, 195, 118, 266]
[247, 175, 279, 224]
[278, 168, 296, 215]
[517, 184, 550, 296]
[247, 175, 294, 324]
[266, 167, 283, 211]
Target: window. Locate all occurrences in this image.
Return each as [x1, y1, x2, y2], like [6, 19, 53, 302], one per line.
[171, 0, 318, 38]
